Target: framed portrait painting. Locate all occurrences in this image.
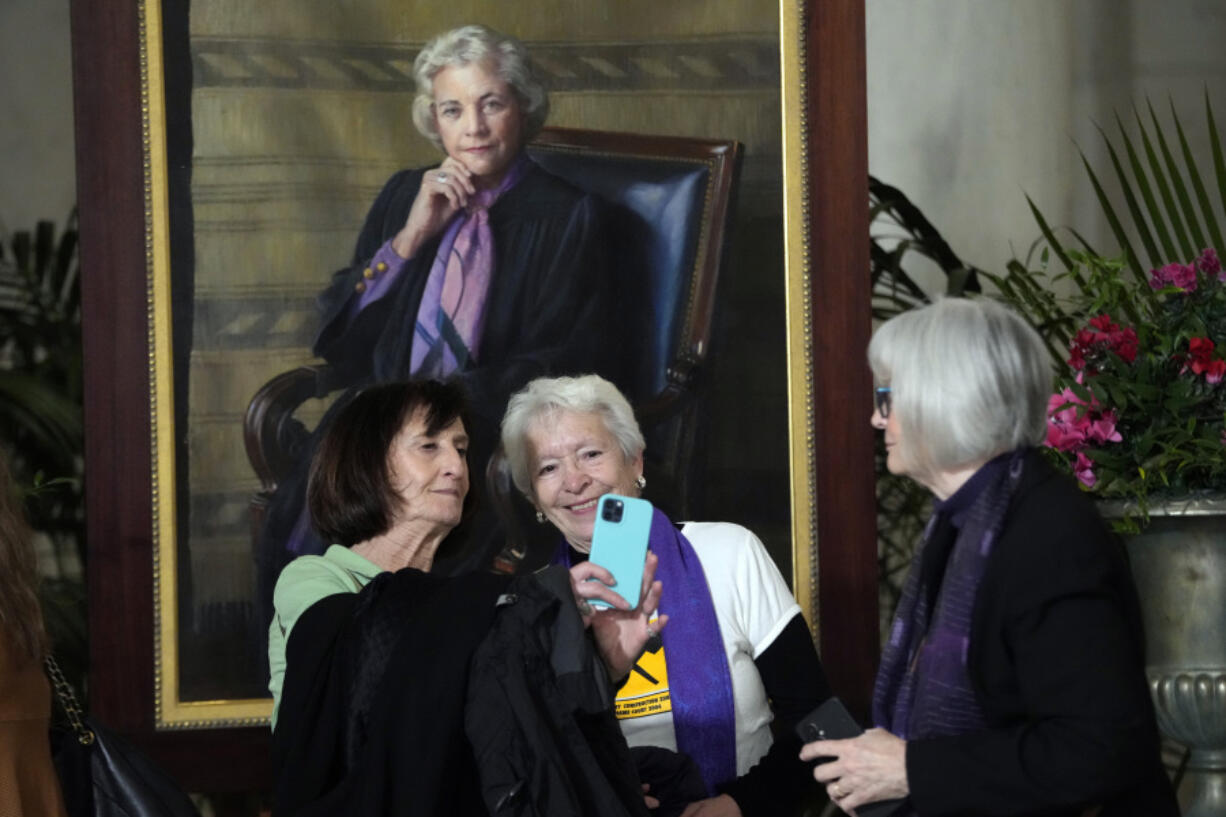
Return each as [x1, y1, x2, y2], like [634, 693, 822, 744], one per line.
[73, 0, 875, 787]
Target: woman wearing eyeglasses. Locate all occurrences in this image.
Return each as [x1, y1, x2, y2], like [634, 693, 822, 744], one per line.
[801, 298, 1177, 817]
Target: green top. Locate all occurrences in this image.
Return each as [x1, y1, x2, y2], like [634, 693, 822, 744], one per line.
[267, 545, 383, 729]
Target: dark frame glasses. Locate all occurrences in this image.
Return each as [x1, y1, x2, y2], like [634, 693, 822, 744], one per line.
[874, 386, 892, 418]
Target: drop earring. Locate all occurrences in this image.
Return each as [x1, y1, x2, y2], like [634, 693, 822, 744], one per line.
[635, 475, 646, 490]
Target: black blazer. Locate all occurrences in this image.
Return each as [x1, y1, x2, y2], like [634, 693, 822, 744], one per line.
[905, 451, 1178, 817]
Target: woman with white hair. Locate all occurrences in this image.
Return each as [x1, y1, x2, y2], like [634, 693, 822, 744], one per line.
[259, 24, 618, 604]
[501, 374, 832, 817]
[801, 298, 1177, 817]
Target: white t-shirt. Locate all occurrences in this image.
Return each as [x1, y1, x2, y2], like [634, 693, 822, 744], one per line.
[615, 522, 801, 776]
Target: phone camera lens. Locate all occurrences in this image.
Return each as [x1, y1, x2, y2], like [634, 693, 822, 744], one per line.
[602, 499, 624, 523]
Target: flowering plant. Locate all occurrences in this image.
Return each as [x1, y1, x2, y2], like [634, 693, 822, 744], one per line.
[1020, 248, 1226, 524]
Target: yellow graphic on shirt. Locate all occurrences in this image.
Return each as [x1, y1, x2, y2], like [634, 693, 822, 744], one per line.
[615, 637, 672, 719]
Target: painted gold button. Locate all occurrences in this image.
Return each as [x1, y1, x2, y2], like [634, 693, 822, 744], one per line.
[375, 261, 388, 272]
[354, 281, 367, 293]
[363, 267, 375, 279]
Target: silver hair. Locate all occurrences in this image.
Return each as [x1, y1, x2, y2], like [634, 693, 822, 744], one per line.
[867, 297, 1052, 475]
[411, 25, 550, 149]
[500, 374, 645, 499]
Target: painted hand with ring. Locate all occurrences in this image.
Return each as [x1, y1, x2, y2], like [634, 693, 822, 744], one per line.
[392, 156, 477, 259]
[800, 728, 908, 814]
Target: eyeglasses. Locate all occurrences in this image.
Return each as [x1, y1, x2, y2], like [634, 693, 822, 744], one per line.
[874, 387, 892, 419]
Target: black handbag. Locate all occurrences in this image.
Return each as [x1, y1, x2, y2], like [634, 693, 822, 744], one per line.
[45, 656, 201, 817]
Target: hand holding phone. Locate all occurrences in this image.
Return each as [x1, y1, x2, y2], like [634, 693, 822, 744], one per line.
[795, 698, 905, 817]
[794, 697, 864, 746]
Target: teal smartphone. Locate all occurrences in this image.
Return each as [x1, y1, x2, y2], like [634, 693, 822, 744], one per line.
[587, 494, 654, 609]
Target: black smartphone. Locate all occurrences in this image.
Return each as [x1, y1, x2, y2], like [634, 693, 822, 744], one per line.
[794, 698, 905, 817]
[794, 696, 864, 744]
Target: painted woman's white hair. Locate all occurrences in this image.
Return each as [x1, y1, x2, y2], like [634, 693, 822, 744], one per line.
[867, 297, 1052, 475]
[500, 374, 644, 499]
[411, 25, 549, 149]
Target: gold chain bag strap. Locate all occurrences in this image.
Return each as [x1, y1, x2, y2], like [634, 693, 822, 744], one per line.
[43, 655, 200, 817]
[45, 655, 96, 747]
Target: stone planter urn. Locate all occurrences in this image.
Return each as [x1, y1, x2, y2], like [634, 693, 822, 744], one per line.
[1112, 497, 1226, 817]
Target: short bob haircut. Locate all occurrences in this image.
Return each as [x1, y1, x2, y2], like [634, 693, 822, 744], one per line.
[411, 24, 550, 150]
[500, 374, 644, 499]
[868, 297, 1051, 476]
[308, 380, 473, 547]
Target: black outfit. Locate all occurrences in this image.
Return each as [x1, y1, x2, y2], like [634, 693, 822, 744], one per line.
[721, 614, 831, 816]
[904, 450, 1178, 817]
[257, 161, 619, 637]
[273, 566, 650, 817]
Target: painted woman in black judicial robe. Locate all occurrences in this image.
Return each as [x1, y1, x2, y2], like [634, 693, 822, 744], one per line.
[256, 25, 621, 636]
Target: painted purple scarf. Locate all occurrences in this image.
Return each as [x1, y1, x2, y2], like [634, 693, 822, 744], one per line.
[409, 155, 529, 377]
[554, 508, 737, 794]
[872, 450, 1026, 740]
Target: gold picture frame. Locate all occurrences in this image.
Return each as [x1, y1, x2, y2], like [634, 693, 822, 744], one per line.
[134, 0, 856, 730]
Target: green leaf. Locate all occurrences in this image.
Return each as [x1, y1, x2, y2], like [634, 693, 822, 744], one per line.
[1170, 96, 1225, 254]
[1135, 104, 1196, 259]
[1079, 149, 1151, 291]
[1114, 111, 1179, 262]
[1148, 98, 1209, 252]
[1025, 195, 1084, 286]
[1206, 88, 1226, 236]
[1097, 119, 1163, 267]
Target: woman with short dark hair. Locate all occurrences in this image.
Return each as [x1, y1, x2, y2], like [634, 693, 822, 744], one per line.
[267, 379, 475, 726]
[801, 298, 1177, 817]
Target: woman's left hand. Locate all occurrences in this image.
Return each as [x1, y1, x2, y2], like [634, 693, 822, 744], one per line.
[569, 551, 667, 680]
[800, 728, 908, 813]
[679, 794, 742, 817]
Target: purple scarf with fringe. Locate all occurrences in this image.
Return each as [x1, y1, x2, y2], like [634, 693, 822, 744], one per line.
[554, 508, 737, 794]
[872, 450, 1025, 740]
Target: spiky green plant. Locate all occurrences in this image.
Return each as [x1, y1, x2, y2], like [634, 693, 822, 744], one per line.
[1021, 91, 1226, 296]
[0, 212, 84, 573]
[994, 93, 1226, 527]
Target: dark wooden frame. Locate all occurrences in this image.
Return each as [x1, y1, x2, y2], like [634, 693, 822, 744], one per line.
[71, 0, 875, 792]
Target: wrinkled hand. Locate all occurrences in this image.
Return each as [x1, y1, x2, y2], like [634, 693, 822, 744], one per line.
[391, 157, 477, 258]
[679, 794, 741, 817]
[800, 728, 908, 814]
[569, 551, 667, 680]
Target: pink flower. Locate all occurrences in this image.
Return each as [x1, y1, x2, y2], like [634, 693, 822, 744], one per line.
[1150, 262, 1198, 292]
[1074, 451, 1097, 487]
[1045, 381, 1124, 463]
[1046, 388, 1094, 452]
[1086, 411, 1123, 444]
[1198, 247, 1222, 279]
